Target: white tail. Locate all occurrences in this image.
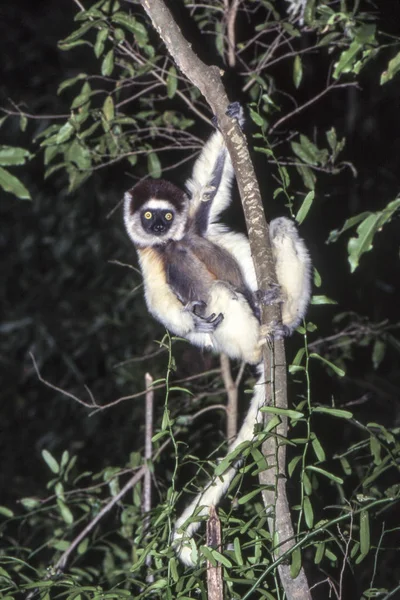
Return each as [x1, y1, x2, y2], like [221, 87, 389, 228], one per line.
[172, 363, 266, 566]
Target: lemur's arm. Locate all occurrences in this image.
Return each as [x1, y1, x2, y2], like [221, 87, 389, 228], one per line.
[186, 103, 244, 231]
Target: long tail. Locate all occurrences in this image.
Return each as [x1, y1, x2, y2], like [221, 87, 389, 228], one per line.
[172, 363, 266, 566]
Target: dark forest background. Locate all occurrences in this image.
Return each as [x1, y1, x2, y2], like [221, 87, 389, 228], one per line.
[0, 1, 399, 598]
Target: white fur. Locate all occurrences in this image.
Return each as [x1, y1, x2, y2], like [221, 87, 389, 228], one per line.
[173, 364, 265, 567]
[269, 217, 312, 332]
[185, 130, 234, 224]
[206, 281, 261, 364]
[137, 248, 199, 337]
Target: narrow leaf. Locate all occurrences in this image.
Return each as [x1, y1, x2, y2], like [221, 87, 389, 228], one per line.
[148, 152, 161, 178]
[303, 496, 314, 528]
[290, 548, 302, 578]
[101, 49, 114, 77]
[313, 406, 353, 419]
[42, 449, 59, 474]
[103, 96, 115, 121]
[0, 506, 14, 517]
[309, 353, 345, 377]
[306, 465, 343, 484]
[359, 510, 370, 556]
[0, 166, 31, 200]
[293, 55, 303, 88]
[296, 191, 314, 224]
[166, 65, 178, 99]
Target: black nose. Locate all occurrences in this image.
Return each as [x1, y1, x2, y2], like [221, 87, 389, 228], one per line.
[153, 223, 165, 233]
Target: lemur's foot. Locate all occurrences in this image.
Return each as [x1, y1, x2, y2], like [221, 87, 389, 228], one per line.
[212, 102, 245, 130]
[186, 300, 224, 333]
[254, 283, 283, 306]
[258, 321, 290, 347]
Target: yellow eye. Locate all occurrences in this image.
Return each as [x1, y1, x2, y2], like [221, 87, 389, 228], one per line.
[144, 211, 152, 220]
[165, 212, 173, 221]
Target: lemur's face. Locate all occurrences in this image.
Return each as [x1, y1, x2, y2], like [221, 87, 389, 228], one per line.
[140, 201, 175, 237]
[123, 179, 189, 247]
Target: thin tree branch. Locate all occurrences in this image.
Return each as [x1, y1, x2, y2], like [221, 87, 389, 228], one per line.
[225, 0, 241, 68]
[220, 353, 238, 442]
[143, 372, 154, 579]
[269, 82, 358, 133]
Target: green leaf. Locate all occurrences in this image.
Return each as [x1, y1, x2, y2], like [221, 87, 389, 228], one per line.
[260, 407, 304, 419]
[288, 455, 302, 477]
[71, 81, 92, 109]
[42, 449, 60, 474]
[0, 506, 14, 517]
[103, 96, 115, 121]
[359, 510, 370, 556]
[200, 547, 232, 568]
[0, 166, 31, 200]
[304, 0, 316, 24]
[313, 406, 352, 419]
[58, 19, 101, 50]
[238, 488, 261, 505]
[57, 73, 87, 94]
[370, 436, 381, 466]
[309, 353, 345, 377]
[340, 456, 352, 475]
[57, 498, 74, 524]
[303, 496, 314, 528]
[290, 548, 302, 578]
[296, 191, 314, 224]
[306, 465, 343, 484]
[95, 27, 109, 58]
[311, 295, 337, 305]
[381, 50, 400, 84]
[78, 538, 89, 554]
[372, 339, 385, 370]
[311, 434, 326, 462]
[20, 497, 40, 510]
[66, 140, 91, 170]
[148, 152, 161, 178]
[233, 537, 243, 566]
[296, 164, 316, 190]
[60, 450, 70, 470]
[249, 107, 265, 128]
[166, 65, 178, 99]
[314, 542, 325, 564]
[59, 20, 100, 47]
[56, 122, 75, 144]
[345, 200, 400, 271]
[0, 146, 32, 166]
[112, 12, 148, 46]
[293, 55, 303, 88]
[291, 136, 319, 166]
[20, 114, 28, 132]
[328, 212, 371, 242]
[333, 40, 362, 79]
[101, 49, 114, 77]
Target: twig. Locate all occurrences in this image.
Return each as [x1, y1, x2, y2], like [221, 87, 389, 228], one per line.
[269, 82, 358, 133]
[54, 435, 171, 572]
[55, 466, 145, 572]
[220, 353, 238, 442]
[225, 0, 241, 68]
[30, 353, 98, 408]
